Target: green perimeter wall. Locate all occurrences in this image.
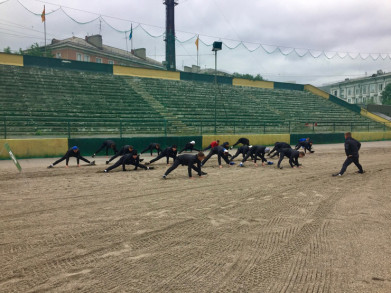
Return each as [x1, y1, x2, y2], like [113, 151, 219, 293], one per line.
[68, 136, 203, 156]
[2, 132, 391, 159]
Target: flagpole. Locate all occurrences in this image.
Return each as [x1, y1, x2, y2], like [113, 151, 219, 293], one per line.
[43, 5, 46, 55]
[130, 23, 133, 51]
[196, 35, 199, 67]
[125, 32, 129, 53]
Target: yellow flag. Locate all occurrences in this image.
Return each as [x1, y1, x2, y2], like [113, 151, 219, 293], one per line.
[41, 6, 45, 22]
[195, 35, 199, 50]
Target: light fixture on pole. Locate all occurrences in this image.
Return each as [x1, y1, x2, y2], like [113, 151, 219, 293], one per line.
[212, 41, 222, 134]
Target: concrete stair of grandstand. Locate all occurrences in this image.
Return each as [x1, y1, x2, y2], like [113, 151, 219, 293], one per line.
[0, 64, 383, 136]
[124, 78, 194, 135]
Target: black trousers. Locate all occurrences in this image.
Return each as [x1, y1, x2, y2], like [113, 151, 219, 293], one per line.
[141, 147, 161, 156]
[150, 153, 174, 164]
[95, 144, 115, 156]
[53, 154, 90, 166]
[164, 161, 199, 176]
[339, 156, 363, 175]
[179, 146, 200, 154]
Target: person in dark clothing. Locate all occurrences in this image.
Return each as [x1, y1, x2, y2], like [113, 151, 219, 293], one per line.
[231, 137, 250, 148]
[146, 145, 178, 165]
[230, 145, 251, 161]
[277, 148, 305, 169]
[178, 141, 201, 154]
[201, 146, 231, 168]
[239, 145, 270, 167]
[333, 132, 364, 176]
[92, 140, 118, 157]
[104, 151, 152, 172]
[141, 143, 161, 156]
[268, 142, 292, 158]
[295, 138, 314, 153]
[203, 140, 220, 151]
[221, 141, 230, 149]
[48, 146, 95, 168]
[163, 152, 206, 179]
[106, 145, 134, 164]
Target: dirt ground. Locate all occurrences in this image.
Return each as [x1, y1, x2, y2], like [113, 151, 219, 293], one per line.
[1, 141, 391, 293]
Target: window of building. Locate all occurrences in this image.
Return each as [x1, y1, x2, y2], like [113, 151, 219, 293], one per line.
[108, 60, 114, 64]
[334, 90, 338, 96]
[348, 88, 353, 96]
[363, 86, 367, 94]
[370, 84, 376, 93]
[56, 52, 61, 58]
[379, 84, 383, 91]
[348, 99, 351, 103]
[84, 54, 90, 62]
[355, 87, 361, 95]
[96, 58, 102, 63]
[76, 53, 82, 61]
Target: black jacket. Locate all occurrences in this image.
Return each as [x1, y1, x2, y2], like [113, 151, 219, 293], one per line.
[278, 148, 300, 167]
[175, 154, 202, 177]
[345, 137, 361, 157]
[244, 145, 267, 163]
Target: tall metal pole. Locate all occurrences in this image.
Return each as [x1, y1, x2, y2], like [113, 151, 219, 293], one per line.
[164, 0, 177, 71]
[214, 50, 217, 134]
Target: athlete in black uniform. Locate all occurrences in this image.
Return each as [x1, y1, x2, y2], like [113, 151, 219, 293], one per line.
[231, 137, 250, 148]
[268, 142, 291, 158]
[230, 145, 252, 161]
[92, 140, 118, 157]
[277, 148, 305, 169]
[48, 146, 95, 168]
[295, 138, 314, 153]
[104, 151, 152, 172]
[141, 143, 161, 156]
[333, 132, 364, 176]
[179, 141, 200, 153]
[201, 146, 231, 168]
[239, 145, 270, 166]
[106, 145, 134, 164]
[163, 152, 206, 179]
[146, 145, 178, 165]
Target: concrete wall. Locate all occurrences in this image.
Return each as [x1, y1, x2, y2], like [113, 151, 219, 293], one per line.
[113, 65, 180, 80]
[0, 138, 68, 159]
[202, 134, 290, 148]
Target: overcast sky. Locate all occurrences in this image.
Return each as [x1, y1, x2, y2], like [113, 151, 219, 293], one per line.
[1, 0, 391, 85]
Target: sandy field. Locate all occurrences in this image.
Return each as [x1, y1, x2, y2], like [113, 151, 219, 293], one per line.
[1, 141, 391, 292]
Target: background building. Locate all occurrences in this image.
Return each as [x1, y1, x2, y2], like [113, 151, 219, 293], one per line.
[46, 34, 164, 70]
[321, 70, 391, 105]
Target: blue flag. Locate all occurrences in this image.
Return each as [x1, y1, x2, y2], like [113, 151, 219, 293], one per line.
[129, 24, 133, 40]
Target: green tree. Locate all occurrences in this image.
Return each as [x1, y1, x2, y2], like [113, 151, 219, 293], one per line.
[381, 83, 391, 105]
[2, 46, 21, 54]
[232, 72, 264, 81]
[22, 43, 53, 57]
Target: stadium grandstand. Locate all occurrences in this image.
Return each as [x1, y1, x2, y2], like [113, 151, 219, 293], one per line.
[0, 53, 389, 139]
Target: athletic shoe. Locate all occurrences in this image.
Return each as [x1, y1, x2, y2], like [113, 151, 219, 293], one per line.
[90, 161, 95, 166]
[229, 161, 235, 165]
[162, 175, 167, 179]
[310, 151, 315, 153]
[239, 162, 244, 167]
[332, 173, 341, 177]
[106, 161, 109, 165]
[47, 164, 53, 168]
[104, 170, 108, 173]
[92, 154, 96, 158]
[356, 170, 365, 174]
[201, 171, 208, 175]
[139, 159, 144, 162]
[229, 146, 233, 150]
[145, 162, 150, 165]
